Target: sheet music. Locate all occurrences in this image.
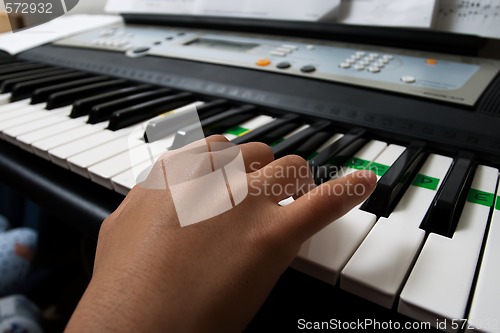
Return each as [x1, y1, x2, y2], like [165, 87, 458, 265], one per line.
[335, 0, 437, 28]
[105, 0, 341, 21]
[434, 0, 500, 38]
[0, 15, 122, 55]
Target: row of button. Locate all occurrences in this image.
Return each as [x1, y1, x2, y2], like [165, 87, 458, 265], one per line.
[269, 44, 299, 57]
[256, 59, 316, 73]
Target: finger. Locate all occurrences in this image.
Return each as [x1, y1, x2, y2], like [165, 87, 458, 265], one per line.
[210, 142, 274, 173]
[248, 155, 315, 203]
[280, 170, 377, 242]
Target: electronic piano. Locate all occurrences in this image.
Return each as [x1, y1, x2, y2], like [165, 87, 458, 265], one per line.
[1, 13, 500, 333]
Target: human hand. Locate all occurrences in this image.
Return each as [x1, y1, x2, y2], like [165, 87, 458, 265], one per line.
[65, 135, 376, 333]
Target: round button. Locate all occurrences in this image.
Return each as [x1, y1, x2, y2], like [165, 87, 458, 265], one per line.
[300, 65, 316, 73]
[367, 66, 381, 73]
[306, 45, 315, 50]
[354, 64, 365, 71]
[426, 58, 438, 65]
[132, 46, 150, 54]
[277, 61, 291, 69]
[256, 58, 271, 66]
[339, 62, 351, 69]
[401, 75, 416, 83]
[154, 41, 162, 46]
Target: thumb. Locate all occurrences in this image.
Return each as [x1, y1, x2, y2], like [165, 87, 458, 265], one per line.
[282, 170, 377, 243]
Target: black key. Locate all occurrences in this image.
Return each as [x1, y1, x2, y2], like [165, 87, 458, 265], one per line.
[0, 67, 60, 86]
[420, 151, 476, 238]
[30, 76, 110, 105]
[0, 63, 46, 76]
[88, 88, 171, 124]
[108, 92, 193, 131]
[231, 113, 300, 145]
[0, 61, 31, 71]
[170, 105, 256, 149]
[309, 127, 367, 184]
[46, 79, 130, 110]
[1, 68, 73, 93]
[272, 121, 331, 159]
[360, 141, 427, 217]
[294, 131, 333, 159]
[144, 99, 229, 143]
[11, 72, 92, 102]
[70, 85, 153, 118]
[0, 59, 21, 66]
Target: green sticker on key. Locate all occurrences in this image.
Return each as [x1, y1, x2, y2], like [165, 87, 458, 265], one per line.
[412, 174, 439, 190]
[225, 126, 249, 137]
[467, 189, 494, 207]
[366, 162, 390, 177]
[496, 196, 500, 210]
[344, 157, 370, 170]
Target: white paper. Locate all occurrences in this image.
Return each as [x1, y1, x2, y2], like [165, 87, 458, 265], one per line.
[0, 14, 122, 55]
[105, 0, 341, 21]
[335, 0, 437, 28]
[434, 0, 500, 39]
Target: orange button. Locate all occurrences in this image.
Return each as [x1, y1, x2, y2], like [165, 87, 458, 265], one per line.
[256, 58, 271, 66]
[426, 58, 438, 65]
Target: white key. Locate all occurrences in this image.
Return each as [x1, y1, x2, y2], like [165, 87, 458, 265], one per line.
[467, 184, 500, 333]
[32, 123, 107, 159]
[0, 103, 40, 123]
[2, 106, 73, 143]
[67, 134, 144, 178]
[49, 128, 133, 168]
[86, 102, 204, 185]
[293, 141, 393, 285]
[0, 93, 11, 105]
[88, 135, 175, 188]
[16, 117, 88, 152]
[112, 160, 151, 195]
[222, 115, 274, 141]
[0, 105, 67, 134]
[399, 165, 498, 331]
[341, 154, 453, 308]
[0, 99, 30, 114]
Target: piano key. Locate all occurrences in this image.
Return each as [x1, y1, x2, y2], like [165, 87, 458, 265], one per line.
[420, 151, 476, 238]
[0, 104, 61, 133]
[231, 113, 300, 145]
[0, 63, 46, 76]
[222, 115, 274, 140]
[30, 76, 111, 105]
[88, 101, 204, 187]
[271, 120, 331, 159]
[466, 187, 500, 333]
[70, 85, 153, 118]
[16, 116, 90, 152]
[293, 131, 333, 159]
[107, 92, 193, 131]
[0, 93, 10, 105]
[340, 154, 453, 308]
[2, 106, 73, 143]
[112, 160, 151, 195]
[10, 72, 93, 102]
[1, 68, 75, 93]
[0, 67, 58, 86]
[360, 140, 427, 217]
[49, 127, 134, 169]
[170, 105, 257, 149]
[32, 122, 108, 159]
[293, 140, 389, 285]
[399, 165, 498, 330]
[87, 88, 172, 124]
[0, 98, 31, 112]
[144, 99, 228, 143]
[110, 113, 272, 193]
[46, 79, 130, 110]
[309, 127, 367, 184]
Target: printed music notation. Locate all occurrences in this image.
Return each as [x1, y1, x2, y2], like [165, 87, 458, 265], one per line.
[434, 0, 500, 38]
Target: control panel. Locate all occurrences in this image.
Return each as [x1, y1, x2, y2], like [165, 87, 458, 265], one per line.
[54, 23, 500, 106]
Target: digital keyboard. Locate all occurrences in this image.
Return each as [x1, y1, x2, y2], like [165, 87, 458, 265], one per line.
[1, 22, 500, 332]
